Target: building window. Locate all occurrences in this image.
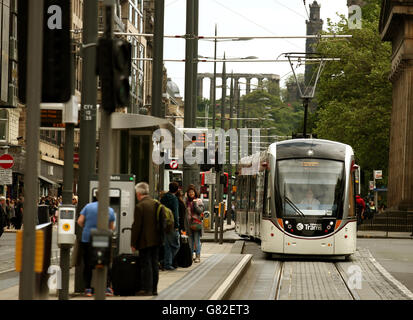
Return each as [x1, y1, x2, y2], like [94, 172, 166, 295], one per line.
[0, 110, 8, 141]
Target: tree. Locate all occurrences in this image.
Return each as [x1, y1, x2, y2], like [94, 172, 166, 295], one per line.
[314, 0, 392, 193]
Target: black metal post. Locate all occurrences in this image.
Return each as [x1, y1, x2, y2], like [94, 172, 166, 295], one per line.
[152, 0, 165, 117]
[303, 98, 309, 137]
[19, 0, 44, 300]
[192, 0, 199, 127]
[76, 0, 98, 293]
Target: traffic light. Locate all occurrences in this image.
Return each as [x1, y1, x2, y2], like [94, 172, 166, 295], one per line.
[17, 0, 72, 104]
[97, 38, 132, 113]
[113, 39, 132, 107]
[200, 148, 216, 172]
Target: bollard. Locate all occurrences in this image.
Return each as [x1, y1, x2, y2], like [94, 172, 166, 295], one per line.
[219, 202, 224, 245]
[16, 222, 53, 299]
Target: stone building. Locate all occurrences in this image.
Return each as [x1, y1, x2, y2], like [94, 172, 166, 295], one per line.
[305, 1, 323, 86]
[380, 0, 413, 211]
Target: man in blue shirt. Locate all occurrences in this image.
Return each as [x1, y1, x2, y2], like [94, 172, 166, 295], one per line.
[77, 192, 116, 297]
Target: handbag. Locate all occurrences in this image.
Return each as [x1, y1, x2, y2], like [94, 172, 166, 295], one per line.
[190, 217, 203, 231]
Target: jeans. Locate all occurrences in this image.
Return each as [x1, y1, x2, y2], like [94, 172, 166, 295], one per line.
[140, 246, 160, 293]
[164, 230, 180, 268]
[189, 231, 201, 256]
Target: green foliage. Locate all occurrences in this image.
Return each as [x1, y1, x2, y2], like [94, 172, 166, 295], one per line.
[242, 86, 303, 138]
[314, 0, 392, 189]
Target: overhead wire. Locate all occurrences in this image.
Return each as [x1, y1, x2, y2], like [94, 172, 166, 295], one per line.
[211, 0, 303, 51]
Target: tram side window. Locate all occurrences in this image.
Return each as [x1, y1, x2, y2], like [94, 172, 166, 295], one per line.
[241, 177, 248, 209]
[257, 172, 265, 213]
[249, 176, 257, 210]
[236, 176, 243, 211]
[348, 171, 356, 218]
[263, 170, 271, 217]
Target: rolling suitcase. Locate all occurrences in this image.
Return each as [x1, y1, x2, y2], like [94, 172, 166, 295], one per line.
[176, 235, 192, 268]
[111, 254, 141, 296]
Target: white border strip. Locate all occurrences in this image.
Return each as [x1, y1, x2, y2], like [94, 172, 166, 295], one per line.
[209, 254, 252, 300]
[367, 250, 413, 300]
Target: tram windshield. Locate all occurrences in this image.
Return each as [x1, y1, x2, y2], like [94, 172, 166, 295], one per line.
[276, 159, 344, 217]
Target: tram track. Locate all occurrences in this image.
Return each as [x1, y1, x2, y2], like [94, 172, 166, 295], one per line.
[332, 261, 359, 300]
[230, 241, 413, 300]
[273, 261, 284, 300]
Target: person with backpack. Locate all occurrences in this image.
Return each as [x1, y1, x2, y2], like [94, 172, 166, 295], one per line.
[160, 182, 180, 271]
[368, 200, 376, 219]
[131, 182, 163, 296]
[186, 185, 204, 263]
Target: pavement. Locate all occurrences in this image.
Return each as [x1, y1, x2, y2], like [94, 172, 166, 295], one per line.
[0, 221, 242, 300]
[0, 221, 412, 300]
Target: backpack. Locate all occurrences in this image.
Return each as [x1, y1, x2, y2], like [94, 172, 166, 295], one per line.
[155, 201, 174, 234]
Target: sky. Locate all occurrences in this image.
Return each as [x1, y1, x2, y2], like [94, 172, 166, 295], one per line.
[163, 0, 349, 100]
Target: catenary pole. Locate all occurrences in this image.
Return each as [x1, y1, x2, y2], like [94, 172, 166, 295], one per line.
[94, 0, 114, 301]
[183, 0, 194, 192]
[59, 35, 77, 301]
[210, 24, 217, 232]
[19, 0, 44, 300]
[152, 0, 165, 117]
[76, 0, 98, 293]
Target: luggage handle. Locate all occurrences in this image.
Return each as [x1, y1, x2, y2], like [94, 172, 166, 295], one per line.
[121, 227, 132, 234]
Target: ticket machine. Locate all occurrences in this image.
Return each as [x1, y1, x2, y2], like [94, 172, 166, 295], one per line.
[89, 174, 135, 255]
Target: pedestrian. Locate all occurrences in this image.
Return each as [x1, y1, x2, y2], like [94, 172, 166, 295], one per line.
[8, 199, 15, 229]
[176, 190, 188, 234]
[14, 196, 23, 230]
[160, 182, 180, 271]
[77, 190, 116, 297]
[130, 182, 162, 296]
[72, 195, 78, 206]
[186, 185, 204, 263]
[368, 200, 376, 219]
[5, 197, 11, 229]
[355, 194, 366, 226]
[0, 196, 6, 237]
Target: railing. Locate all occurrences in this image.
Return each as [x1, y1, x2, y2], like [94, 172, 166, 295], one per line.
[358, 211, 413, 233]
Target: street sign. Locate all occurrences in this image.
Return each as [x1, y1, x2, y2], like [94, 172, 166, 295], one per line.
[374, 170, 383, 180]
[0, 154, 14, 169]
[205, 172, 216, 185]
[0, 169, 12, 185]
[369, 181, 375, 190]
[169, 160, 178, 170]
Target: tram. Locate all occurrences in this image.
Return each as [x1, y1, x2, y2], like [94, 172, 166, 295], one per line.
[235, 139, 357, 258]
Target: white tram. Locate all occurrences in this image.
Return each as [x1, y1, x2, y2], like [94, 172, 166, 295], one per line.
[235, 139, 357, 258]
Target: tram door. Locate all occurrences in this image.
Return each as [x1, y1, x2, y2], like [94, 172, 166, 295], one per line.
[240, 176, 249, 235]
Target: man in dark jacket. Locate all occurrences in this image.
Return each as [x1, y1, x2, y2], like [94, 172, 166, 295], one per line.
[131, 182, 162, 296]
[160, 182, 180, 270]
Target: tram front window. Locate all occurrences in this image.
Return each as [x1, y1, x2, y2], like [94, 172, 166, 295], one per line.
[276, 159, 344, 217]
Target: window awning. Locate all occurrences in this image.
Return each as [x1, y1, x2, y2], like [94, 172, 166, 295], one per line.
[39, 175, 60, 186]
[111, 113, 170, 130]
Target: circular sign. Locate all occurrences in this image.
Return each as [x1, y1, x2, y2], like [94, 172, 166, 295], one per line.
[169, 160, 178, 170]
[0, 154, 14, 169]
[62, 224, 71, 232]
[296, 223, 304, 231]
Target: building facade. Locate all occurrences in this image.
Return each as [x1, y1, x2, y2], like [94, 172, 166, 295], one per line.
[380, 0, 413, 211]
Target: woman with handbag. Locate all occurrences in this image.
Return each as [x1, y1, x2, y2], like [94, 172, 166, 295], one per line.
[186, 185, 204, 263]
